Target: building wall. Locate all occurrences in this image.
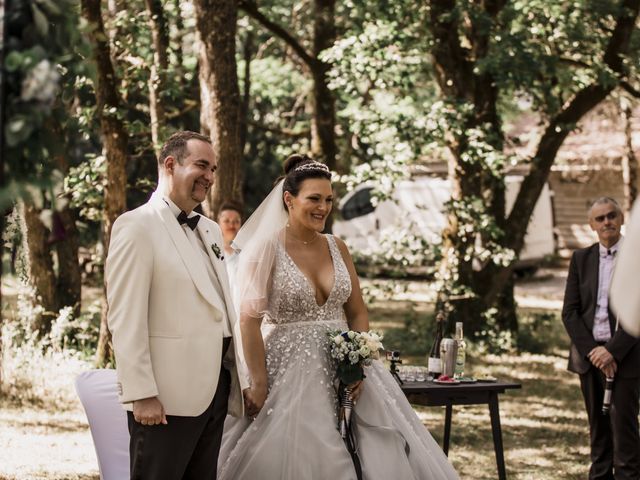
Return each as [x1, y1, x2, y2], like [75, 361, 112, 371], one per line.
[549, 168, 630, 252]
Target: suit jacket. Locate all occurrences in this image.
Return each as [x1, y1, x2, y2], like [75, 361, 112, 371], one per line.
[106, 192, 249, 417]
[562, 242, 640, 378]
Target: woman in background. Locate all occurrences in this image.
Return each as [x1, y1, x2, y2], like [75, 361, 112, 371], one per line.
[217, 202, 243, 256]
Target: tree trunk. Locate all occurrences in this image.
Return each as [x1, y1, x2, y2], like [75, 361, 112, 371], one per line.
[81, 0, 129, 366]
[310, 0, 337, 172]
[429, 0, 639, 340]
[173, 0, 185, 80]
[239, 31, 253, 155]
[144, 0, 170, 151]
[55, 205, 82, 318]
[239, 0, 339, 172]
[194, 0, 244, 217]
[429, 0, 513, 335]
[19, 201, 58, 333]
[0, 0, 6, 387]
[621, 97, 638, 214]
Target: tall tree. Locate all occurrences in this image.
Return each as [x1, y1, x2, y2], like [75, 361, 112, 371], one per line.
[194, 0, 244, 215]
[427, 0, 640, 334]
[144, 0, 170, 150]
[2, 0, 84, 340]
[0, 0, 5, 385]
[17, 195, 82, 332]
[18, 201, 58, 332]
[81, 0, 129, 365]
[239, 0, 339, 171]
[621, 96, 638, 214]
[54, 206, 82, 316]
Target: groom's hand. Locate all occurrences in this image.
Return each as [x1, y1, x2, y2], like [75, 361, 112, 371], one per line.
[133, 397, 168, 426]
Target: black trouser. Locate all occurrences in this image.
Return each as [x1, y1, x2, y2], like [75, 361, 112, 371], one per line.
[128, 338, 232, 480]
[580, 367, 640, 480]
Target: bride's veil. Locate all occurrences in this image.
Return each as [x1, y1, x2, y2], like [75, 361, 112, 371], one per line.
[232, 179, 287, 320]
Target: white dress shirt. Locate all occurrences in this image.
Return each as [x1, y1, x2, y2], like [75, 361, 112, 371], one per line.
[593, 239, 622, 342]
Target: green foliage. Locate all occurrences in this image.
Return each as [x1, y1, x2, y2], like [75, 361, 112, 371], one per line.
[2, 0, 85, 207]
[350, 222, 441, 277]
[374, 303, 554, 359]
[64, 155, 106, 222]
[323, 11, 438, 200]
[489, 0, 628, 115]
[471, 307, 518, 353]
[380, 307, 435, 357]
[516, 310, 567, 354]
[1, 289, 95, 408]
[241, 54, 311, 212]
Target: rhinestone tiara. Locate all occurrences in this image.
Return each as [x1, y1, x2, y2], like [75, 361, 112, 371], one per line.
[293, 162, 330, 174]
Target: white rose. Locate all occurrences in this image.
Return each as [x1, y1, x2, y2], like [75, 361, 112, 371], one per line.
[348, 351, 360, 364]
[333, 335, 344, 345]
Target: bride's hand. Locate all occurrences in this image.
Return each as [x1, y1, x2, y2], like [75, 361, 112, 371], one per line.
[349, 380, 364, 403]
[243, 384, 267, 417]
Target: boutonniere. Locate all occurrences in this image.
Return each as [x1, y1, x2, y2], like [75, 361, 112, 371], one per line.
[211, 242, 224, 261]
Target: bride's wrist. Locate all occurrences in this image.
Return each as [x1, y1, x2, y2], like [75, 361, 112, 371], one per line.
[251, 377, 268, 389]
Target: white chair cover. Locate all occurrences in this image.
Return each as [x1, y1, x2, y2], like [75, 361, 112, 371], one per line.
[75, 369, 130, 480]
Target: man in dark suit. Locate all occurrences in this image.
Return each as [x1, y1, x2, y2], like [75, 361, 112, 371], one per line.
[562, 196, 640, 480]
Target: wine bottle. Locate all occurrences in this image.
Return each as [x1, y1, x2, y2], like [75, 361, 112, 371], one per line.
[454, 322, 466, 379]
[428, 312, 445, 378]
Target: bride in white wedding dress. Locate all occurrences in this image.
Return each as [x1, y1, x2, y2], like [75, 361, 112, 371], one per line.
[218, 154, 459, 480]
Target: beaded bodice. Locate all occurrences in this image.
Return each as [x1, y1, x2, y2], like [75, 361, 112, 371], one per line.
[261, 235, 352, 397]
[266, 234, 352, 325]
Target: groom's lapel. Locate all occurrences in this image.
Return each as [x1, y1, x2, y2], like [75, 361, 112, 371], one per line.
[149, 194, 219, 309]
[196, 223, 235, 320]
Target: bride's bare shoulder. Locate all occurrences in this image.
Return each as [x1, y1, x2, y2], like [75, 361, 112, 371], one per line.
[330, 235, 353, 259]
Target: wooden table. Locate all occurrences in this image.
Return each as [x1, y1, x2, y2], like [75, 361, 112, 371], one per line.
[401, 380, 521, 480]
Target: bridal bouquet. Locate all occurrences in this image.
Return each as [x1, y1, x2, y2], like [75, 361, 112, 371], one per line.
[327, 330, 385, 384]
[327, 329, 383, 480]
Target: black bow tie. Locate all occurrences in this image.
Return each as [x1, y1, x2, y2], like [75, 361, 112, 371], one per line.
[177, 211, 200, 230]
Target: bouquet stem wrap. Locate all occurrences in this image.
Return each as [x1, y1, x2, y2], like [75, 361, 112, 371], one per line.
[339, 384, 362, 480]
[328, 329, 383, 480]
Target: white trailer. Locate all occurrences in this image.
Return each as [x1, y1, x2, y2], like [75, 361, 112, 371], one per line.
[333, 176, 555, 270]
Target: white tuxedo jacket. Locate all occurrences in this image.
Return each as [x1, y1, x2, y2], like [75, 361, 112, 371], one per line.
[106, 193, 248, 417]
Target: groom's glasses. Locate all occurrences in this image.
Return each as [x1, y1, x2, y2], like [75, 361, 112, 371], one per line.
[593, 211, 618, 223]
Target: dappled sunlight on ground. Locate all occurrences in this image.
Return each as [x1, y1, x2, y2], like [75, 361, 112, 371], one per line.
[393, 315, 590, 480]
[0, 271, 594, 479]
[0, 407, 99, 480]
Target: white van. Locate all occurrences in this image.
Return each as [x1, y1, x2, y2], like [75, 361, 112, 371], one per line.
[333, 176, 555, 270]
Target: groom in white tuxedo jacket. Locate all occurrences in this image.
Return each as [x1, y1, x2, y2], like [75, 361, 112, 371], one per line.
[106, 131, 248, 479]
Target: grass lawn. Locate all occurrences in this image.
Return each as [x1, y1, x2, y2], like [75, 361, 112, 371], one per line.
[0, 279, 591, 479]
